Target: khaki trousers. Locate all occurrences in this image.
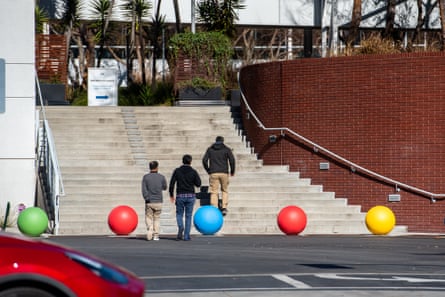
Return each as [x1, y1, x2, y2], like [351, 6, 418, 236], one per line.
[209, 173, 229, 209]
[145, 202, 162, 239]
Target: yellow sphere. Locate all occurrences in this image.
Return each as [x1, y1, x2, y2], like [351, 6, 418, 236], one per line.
[365, 206, 396, 235]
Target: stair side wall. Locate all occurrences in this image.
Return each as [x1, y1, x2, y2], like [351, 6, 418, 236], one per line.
[239, 53, 445, 233]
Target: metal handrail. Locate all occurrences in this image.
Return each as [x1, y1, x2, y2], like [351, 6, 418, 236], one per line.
[35, 72, 65, 234]
[237, 72, 445, 202]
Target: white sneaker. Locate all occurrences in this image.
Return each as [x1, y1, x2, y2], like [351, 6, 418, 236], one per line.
[153, 236, 160, 241]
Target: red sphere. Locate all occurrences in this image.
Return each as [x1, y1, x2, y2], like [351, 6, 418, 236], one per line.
[108, 205, 138, 235]
[277, 206, 307, 235]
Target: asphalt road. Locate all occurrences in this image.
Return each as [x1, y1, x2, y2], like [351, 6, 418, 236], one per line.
[48, 234, 445, 296]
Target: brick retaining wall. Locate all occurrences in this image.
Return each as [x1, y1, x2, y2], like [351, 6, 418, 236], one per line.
[239, 52, 445, 233]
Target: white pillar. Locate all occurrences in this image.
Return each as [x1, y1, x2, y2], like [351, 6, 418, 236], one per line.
[330, 0, 338, 56]
[0, 0, 36, 215]
[287, 29, 293, 60]
[321, 0, 331, 57]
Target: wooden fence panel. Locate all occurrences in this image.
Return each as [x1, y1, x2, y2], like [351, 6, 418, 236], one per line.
[36, 35, 67, 84]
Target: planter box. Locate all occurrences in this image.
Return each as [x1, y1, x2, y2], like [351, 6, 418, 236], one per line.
[178, 86, 222, 101]
[37, 83, 68, 105]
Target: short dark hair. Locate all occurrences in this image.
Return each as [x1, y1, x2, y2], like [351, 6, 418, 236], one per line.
[149, 161, 159, 170]
[182, 154, 192, 165]
[215, 136, 224, 143]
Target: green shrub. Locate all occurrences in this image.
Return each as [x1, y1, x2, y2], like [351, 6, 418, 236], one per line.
[169, 31, 233, 89]
[152, 81, 175, 106]
[119, 82, 174, 106]
[69, 80, 174, 106]
[177, 77, 220, 90]
[70, 88, 88, 106]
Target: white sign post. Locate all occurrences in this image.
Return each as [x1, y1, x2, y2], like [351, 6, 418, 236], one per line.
[88, 68, 118, 106]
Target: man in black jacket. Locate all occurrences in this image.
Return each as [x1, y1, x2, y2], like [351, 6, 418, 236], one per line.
[169, 154, 201, 241]
[202, 136, 235, 216]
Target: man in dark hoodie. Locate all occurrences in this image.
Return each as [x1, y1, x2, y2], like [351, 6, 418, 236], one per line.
[202, 136, 235, 216]
[169, 154, 201, 241]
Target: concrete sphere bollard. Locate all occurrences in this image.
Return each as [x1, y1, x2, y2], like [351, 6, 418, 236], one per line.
[17, 207, 49, 237]
[193, 206, 224, 235]
[365, 205, 396, 235]
[277, 205, 307, 235]
[108, 205, 138, 235]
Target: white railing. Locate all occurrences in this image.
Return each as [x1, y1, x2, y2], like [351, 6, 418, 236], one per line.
[237, 72, 445, 202]
[35, 73, 65, 234]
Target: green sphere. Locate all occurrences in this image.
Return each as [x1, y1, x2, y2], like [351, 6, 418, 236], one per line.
[17, 207, 48, 237]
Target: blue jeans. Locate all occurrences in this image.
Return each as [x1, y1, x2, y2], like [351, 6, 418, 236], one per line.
[175, 195, 196, 240]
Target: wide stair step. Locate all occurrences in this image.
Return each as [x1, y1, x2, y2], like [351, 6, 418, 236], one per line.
[43, 106, 377, 236]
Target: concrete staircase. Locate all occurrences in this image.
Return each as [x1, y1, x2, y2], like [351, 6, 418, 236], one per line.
[43, 106, 370, 236]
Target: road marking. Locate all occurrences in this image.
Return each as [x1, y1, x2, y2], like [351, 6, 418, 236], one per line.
[272, 274, 311, 288]
[394, 276, 445, 283]
[315, 273, 392, 281]
[315, 273, 445, 283]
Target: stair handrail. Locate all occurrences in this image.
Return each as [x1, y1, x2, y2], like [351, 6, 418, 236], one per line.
[237, 72, 445, 202]
[35, 72, 65, 235]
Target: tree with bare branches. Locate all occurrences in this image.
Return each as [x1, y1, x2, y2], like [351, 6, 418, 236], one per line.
[172, 0, 182, 33]
[147, 0, 166, 89]
[59, 0, 93, 89]
[343, 0, 362, 54]
[121, 0, 152, 85]
[439, 0, 445, 50]
[91, 0, 113, 67]
[383, 0, 397, 39]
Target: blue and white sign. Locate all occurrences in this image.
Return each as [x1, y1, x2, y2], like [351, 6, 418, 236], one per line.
[88, 68, 118, 106]
[0, 59, 5, 113]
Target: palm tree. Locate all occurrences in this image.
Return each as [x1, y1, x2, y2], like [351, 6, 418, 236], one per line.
[197, 0, 245, 38]
[91, 0, 113, 67]
[104, 0, 116, 38]
[147, 0, 166, 89]
[35, 5, 49, 34]
[60, 0, 81, 56]
[122, 0, 152, 85]
[59, 0, 86, 88]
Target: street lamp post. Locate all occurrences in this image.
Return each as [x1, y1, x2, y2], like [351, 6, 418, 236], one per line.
[191, 0, 196, 33]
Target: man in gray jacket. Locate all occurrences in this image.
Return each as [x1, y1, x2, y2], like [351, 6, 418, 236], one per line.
[202, 136, 235, 216]
[142, 161, 167, 241]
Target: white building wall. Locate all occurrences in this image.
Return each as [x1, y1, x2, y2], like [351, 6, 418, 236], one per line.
[78, 0, 320, 26]
[0, 0, 36, 214]
[73, 0, 440, 29]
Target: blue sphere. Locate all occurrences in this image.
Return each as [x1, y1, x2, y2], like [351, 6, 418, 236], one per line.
[193, 206, 224, 235]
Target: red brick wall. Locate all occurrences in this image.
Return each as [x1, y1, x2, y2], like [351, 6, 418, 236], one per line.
[239, 52, 445, 233]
